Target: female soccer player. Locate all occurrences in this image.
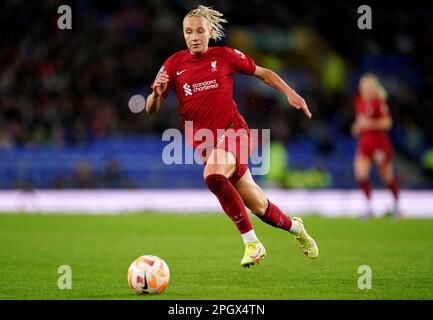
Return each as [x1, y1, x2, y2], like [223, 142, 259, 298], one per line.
[146, 5, 318, 267]
[351, 74, 401, 219]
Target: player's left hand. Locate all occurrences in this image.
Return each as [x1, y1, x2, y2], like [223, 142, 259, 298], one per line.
[287, 91, 312, 118]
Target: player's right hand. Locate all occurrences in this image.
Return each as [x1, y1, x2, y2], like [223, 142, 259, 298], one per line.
[153, 71, 169, 97]
[286, 90, 312, 119]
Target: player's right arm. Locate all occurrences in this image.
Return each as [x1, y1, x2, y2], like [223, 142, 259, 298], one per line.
[254, 65, 312, 118]
[146, 71, 169, 114]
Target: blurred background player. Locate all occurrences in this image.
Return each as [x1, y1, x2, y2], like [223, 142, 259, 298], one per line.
[351, 74, 401, 219]
[146, 5, 318, 267]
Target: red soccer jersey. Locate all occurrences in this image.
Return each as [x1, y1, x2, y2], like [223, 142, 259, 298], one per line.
[354, 96, 393, 163]
[355, 96, 391, 142]
[151, 46, 256, 148]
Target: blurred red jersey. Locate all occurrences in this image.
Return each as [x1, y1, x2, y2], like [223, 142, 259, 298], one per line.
[355, 97, 393, 164]
[151, 46, 256, 148]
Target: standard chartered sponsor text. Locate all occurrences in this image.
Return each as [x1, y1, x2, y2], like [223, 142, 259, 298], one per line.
[192, 79, 219, 92]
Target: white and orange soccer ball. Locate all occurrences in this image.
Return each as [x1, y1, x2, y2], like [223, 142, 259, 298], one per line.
[127, 255, 170, 294]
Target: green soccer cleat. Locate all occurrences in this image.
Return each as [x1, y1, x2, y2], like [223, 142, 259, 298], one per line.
[241, 241, 266, 268]
[292, 217, 319, 258]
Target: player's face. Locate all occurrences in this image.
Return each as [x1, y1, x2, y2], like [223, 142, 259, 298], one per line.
[183, 16, 211, 55]
[359, 78, 376, 101]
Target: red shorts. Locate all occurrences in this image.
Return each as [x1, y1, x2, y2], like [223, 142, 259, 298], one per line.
[198, 114, 253, 185]
[356, 136, 393, 165]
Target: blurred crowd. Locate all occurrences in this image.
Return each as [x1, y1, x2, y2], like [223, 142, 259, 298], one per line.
[1, 0, 432, 187]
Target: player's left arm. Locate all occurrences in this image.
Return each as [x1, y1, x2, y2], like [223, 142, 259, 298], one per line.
[254, 65, 312, 118]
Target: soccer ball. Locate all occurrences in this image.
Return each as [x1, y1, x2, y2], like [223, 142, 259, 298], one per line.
[127, 255, 170, 294]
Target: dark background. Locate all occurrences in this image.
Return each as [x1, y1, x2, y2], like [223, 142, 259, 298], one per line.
[0, 0, 432, 189]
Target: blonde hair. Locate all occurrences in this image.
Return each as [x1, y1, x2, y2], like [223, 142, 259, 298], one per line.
[184, 5, 227, 41]
[360, 73, 388, 101]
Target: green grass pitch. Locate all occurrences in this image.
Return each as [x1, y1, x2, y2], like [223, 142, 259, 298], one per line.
[0, 213, 432, 300]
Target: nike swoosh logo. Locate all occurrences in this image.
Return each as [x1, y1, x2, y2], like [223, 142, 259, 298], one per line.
[142, 274, 148, 290]
[251, 247, 263, 261]
[176, 70, 187, 75]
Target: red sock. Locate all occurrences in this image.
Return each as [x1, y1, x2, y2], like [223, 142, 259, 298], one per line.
[388, 179, 400, 200]
[205, 174, 253, 234]
[258, 200, 292, 231]
[359, 180, 372, 200]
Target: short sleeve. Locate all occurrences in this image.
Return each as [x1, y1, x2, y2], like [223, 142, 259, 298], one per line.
[151, 56, 173, 99]
[224, 47, 256, 75]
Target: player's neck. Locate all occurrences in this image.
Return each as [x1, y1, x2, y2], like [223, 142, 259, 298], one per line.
[189, 47, 210, 59]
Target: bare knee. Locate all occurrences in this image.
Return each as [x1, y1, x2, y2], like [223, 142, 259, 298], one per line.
[203, 150, 236, 180]
[203, 164, 224, 181]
